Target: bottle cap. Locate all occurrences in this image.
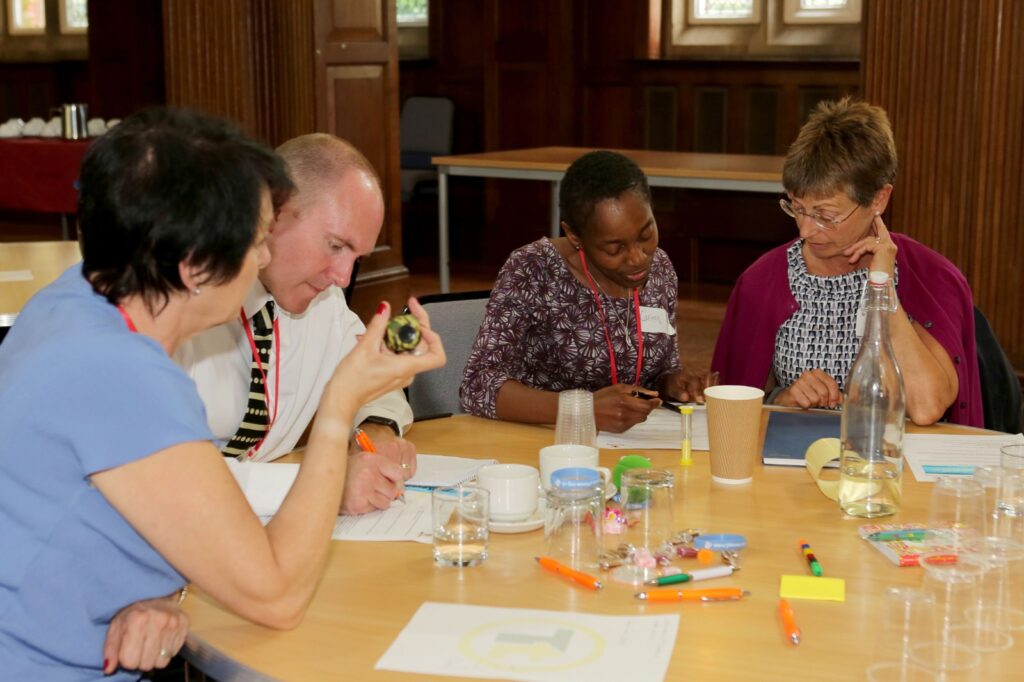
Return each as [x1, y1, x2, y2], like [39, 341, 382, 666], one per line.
[869, 270, 890, 285]
[680, 406, 694, 415]
[550, 467, 602, 491]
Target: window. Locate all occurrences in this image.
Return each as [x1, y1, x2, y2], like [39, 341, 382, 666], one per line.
[690, 0, 760, 24]
[7, 0, 46, 35]
[397, 0, 428, 27]
[784, 0, 860, 24]
[59, 0, 87, 35]
[668, 0, 861, 59]
[1, 0, 88, 61]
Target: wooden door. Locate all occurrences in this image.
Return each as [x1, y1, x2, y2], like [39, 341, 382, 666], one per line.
[313, 0, 405, 285]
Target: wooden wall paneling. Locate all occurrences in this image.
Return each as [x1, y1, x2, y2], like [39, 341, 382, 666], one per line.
[163, 0, 259, 135]
[261, 0, 316, 145]
[314, 0, 405, 284]
[863, 0, 1024, 369]
[86, 0, 164, 119]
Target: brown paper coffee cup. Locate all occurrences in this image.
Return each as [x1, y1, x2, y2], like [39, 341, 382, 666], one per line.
[704, 385, 765, 484]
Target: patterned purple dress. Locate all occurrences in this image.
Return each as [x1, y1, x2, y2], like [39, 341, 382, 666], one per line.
[460, 238, 682, 419]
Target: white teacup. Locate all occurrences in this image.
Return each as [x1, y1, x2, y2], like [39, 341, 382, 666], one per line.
[538, 444, 611, 491]
[476, 463, 540, 522]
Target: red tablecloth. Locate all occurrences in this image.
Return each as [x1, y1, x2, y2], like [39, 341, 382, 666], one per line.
[0, 138, 91, 214]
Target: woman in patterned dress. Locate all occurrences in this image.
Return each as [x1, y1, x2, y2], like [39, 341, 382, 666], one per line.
[712, 98, 981, 426]
[460, 151, 707, 433]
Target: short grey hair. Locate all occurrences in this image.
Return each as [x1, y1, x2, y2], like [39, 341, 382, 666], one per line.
[275, 133, 380, 209]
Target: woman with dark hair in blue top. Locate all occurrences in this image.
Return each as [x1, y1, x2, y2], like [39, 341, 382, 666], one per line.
[0, 108, 445, 680]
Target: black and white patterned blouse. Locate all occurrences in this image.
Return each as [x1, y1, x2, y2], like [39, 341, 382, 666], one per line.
[773, 240, 898, 392]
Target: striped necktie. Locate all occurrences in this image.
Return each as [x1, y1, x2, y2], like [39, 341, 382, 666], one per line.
[222, 300, 275, 458]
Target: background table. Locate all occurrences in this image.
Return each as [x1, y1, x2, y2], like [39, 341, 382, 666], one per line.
[0, 138, 90, 238]
[0, 240, 81, 328]
[431, 147, 785, 292]
[181, 413, 1022, 681]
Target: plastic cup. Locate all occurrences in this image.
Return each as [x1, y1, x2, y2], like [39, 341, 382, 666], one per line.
[612, 469, 675, 585]
[972, 465, 1004, 536]
[912, 552, 985, 673]
[928, 477, 986, 550]
[544, 468, 604, 571]
[704, 385, 764, 484]
[553, 389, 597, 449]
[865, 586, 939, 682]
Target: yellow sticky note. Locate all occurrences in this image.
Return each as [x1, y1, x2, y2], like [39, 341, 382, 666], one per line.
[779, 575, 846, 602]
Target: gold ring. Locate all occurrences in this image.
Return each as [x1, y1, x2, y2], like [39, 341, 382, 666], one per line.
[400, 463, 411, 470]
[875, 237, 881, 244]
[159, 649, 170, 659]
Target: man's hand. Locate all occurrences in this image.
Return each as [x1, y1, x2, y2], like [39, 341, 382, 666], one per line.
[593, 384, 660, 433]
[102, 594, 188, 675]
[339, 451, 405, 515]
[372, 436, 417, 480]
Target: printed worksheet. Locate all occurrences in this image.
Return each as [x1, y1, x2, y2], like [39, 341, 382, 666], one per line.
[597, 407, 709, 450]
[331, 490, 433, 542]
[376, 602, 678, 682]
[903, 432, 1024, 482]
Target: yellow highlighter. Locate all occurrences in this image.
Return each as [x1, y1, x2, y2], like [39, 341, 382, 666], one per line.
[679, 406, 694, 466]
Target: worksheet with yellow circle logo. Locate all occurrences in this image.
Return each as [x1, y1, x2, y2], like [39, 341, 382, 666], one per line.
[376, 602, 678, 681]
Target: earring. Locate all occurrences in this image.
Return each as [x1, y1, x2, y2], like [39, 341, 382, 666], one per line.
[193, 287, 202, 296]
[873, 211, 880, 217]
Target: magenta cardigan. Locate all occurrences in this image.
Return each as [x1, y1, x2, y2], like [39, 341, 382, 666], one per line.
[711, 233, 983, 427]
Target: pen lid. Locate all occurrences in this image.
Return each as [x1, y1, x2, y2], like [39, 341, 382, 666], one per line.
[693, 533, 747, 551]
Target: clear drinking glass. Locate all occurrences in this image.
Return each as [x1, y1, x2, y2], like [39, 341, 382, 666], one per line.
[865, 586, 938, 682]
[928, 477, 986, 550]
[432, 486, 489, 567]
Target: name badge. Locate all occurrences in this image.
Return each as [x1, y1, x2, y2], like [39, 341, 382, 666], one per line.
[639, 306, 675, 336]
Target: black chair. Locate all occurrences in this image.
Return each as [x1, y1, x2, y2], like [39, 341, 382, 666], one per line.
[405, 290, 491, 418]
[974, 306, 1022, 434]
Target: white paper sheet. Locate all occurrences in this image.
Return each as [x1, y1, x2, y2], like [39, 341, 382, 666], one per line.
[903, 432, 1024, 482]
[406, 453, 498, 488]
[0, 269, 32, 282]
[331, 490, 433, 542]
[597, 407, 709, 450]
[376, 602, 679, 682]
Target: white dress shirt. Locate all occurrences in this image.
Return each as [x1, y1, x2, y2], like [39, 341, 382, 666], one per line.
[175, 280, 413, 463]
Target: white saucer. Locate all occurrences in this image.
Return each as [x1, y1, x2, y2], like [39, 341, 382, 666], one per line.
[489, 508, 544, 534]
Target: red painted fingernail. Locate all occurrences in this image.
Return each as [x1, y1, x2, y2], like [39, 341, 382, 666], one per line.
[103, 658, 109, 672]
[376, 301, 387, 315]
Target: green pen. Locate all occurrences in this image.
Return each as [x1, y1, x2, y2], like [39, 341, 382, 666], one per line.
[645, 573, 692, 586]
[867, 530, 929, 542]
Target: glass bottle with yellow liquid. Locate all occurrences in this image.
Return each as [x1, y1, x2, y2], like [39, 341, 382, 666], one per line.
[838, 271, 905, 517]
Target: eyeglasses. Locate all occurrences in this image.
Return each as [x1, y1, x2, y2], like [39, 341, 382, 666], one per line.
[779, 196, 861, 231]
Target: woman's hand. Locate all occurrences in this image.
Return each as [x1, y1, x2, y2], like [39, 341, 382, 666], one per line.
[593, 384, 660, 433]
[661, 370, 716, 403]
[102, 594, 189, 674]
[843, 213, 897, 275]
[328, 299, 446, 412]
[773, 369, 842, 409]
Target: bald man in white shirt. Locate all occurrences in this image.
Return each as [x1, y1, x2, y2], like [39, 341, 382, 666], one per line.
[176, 134, 416, 514]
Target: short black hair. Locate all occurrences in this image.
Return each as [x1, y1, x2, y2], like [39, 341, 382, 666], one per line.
[79, 107, 294, 312]
[559, 151, 651, 236]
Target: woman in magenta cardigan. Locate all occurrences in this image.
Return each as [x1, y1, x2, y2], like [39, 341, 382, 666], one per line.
[712, 98, 981, 426]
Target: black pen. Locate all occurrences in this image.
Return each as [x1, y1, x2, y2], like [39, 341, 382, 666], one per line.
[630, 390, 659, 400]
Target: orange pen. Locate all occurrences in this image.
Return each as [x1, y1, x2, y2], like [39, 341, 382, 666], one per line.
[535, 556, 603, 590]
[778, 598, 801, 645]
[354, 429, 377, 453]
[635, 587, 749, 602]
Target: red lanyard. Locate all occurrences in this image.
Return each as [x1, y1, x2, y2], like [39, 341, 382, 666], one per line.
[116, 305, 138, 333]
[578, 250, 643, 385]
[239, 306, 281, 458]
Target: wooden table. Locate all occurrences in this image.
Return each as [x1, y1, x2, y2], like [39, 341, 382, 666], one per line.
[0, 240, 81, 327]
[430, 146, 785, 292]
[181, 414, 1022, 681]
